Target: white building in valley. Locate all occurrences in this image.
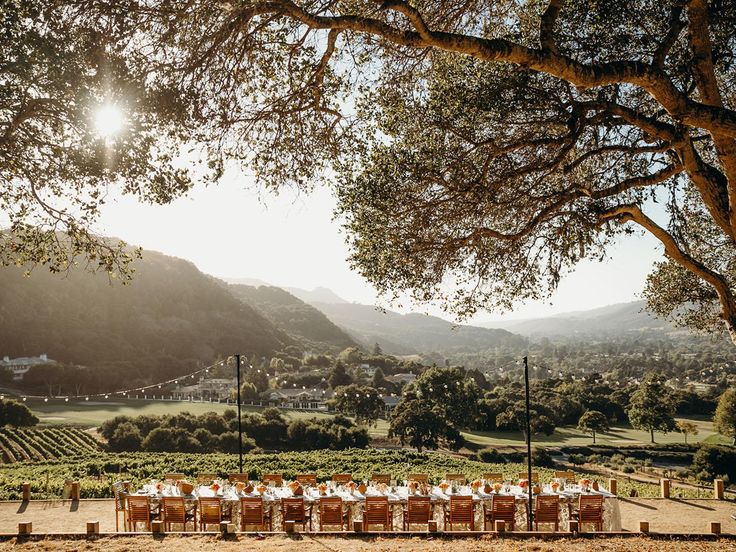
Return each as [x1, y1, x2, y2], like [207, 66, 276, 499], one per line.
[1, 354, 57, 381]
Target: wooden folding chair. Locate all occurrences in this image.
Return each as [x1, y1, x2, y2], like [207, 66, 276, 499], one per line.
[482, 473, 504, 483]
[407, 473, 428, 483]
[197, 473, 218, 483]
[332, 473, 353, 484]
[113, 482, 128, 531]
[554, 471, 576, 484]
[296, 474, 317, 486]
[371, 474, 391, 485]
[281, 497, 310, 531]
[517, 472, 539, 483]
[319, 496, 349, 530]
[444, 495, 474, 531]
[164, 473, 186, 482]
[483, 495, 515, 531]
[445, 474, 466, 484]
[161, 497, 196, 531]
[402, 496, 431, 530]
[240, 496, 272, 531]
[126, 495, 153, 531]
[198, 497, 222, 531]
[572, 494, 604, 531]
[262, 473, 283, 486]
[534, 495, 559, 531]
[228, 473, 249, 483]
[363, 496, 391, 531]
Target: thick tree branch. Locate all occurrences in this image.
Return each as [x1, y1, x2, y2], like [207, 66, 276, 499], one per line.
[653, 1, 685, 67]
[587, 163, 684, 199]
[539, 0, 562, 53]
[599, 203, 736, 340]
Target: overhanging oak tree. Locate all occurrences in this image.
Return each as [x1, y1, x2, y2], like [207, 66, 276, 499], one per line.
[6, 1, 736, 344]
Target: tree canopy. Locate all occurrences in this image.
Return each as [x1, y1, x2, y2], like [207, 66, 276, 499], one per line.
[627, 374, 677, 442]
[713, 388, 736, 444]
[5, 1, 736, 343]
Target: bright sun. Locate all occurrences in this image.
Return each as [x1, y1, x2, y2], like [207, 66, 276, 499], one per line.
[93, 104, 125, 138]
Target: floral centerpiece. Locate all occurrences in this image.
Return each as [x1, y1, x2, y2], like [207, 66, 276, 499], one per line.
[256, 483, 268, 495]
[439, 481, 450, 494]
[346, 481, 357, 494]
[210, 482, 220, 494]
[154, 481, 163, 493]
[287, 480, 303, 496]
[470, 480, 482, 494]
[235, 482, 246, 494]
[493, 482, 503, 494]
[518, 479, 529, 493]
[579, 478, 591, 492]
[318, 483, 328, 496]
[551, 482, 560, 493]
[376, 482, 388, 494]
[407, 480, 419, 494]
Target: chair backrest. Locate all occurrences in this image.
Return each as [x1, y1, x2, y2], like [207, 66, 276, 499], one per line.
[113, 482, 128, 511]
[240, 497, 265, 526]
[197, 473, 218, 483]
[449, 495, 473, 523]
[364, 496, 389, 524]
[281, 497, 306, 522]
[319, 496, 344, 525]
[332, 473, 353, 484]
[407, 473, 428, 483]
[554, 470, 576, 483]
[491, 495, 516, 522]
[371, 474, 391, 485]
[535, 495, 559, 523]
[164, 473, 186, 482]
[578, 494, 604, 523]
[482, 473, 504, 483]
[161, 497, 186, 524]
[262, 473, 283, 486]
[228, 473, 249, 482]
[126, 495, 151, 523]
[406, 496, 432, 524]
[517, 471, 539, 483]
[445, 474, 466, 484]
[296, 474, 317, 486]
[198, 497, 222, 524]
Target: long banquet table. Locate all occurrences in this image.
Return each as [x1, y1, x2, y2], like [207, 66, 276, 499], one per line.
[134, 482, 621, 531]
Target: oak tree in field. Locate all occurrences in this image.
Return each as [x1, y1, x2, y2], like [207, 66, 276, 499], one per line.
[6, 1, 736, 345]
[388, 399, 463, 452]
[713, 388, 736, 445]
[577, 409, 609, 444]
[332, 384, 384, 426]
[676, 419, 699, 444]
[627, 375, 677, 443]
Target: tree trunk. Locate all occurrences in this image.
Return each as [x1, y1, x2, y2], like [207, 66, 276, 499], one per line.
[592, 431, 596, 444]
[684, 433, 688, 445]
[650, 428, 655, 443]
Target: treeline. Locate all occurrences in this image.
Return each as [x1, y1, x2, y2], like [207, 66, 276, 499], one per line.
[99, 408, 368, 453]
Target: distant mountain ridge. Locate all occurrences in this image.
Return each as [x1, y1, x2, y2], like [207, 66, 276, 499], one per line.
[481, 300, 670, 337]
[311, 301, 526, 355]
[285, 286, 348, 305]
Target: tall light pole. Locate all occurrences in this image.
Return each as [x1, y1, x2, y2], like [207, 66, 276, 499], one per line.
[523, 355, 533, 531]
[235, 354, 243, 474]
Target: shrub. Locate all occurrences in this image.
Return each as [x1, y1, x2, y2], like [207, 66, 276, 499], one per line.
[568, 454, 585, 465]
[531, 447, 555, 468]
[476, 448, 505, 464]
[691, 445, 736, 482]
[622, 465, 635, 474]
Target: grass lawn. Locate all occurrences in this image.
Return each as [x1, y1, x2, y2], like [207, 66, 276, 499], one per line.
[23, 397, 724, 448]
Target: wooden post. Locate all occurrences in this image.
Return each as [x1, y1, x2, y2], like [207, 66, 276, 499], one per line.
[352, 519, 363, 532]
[86, 521, 100, 534]
[18, 522, 32, 535]
[660, 479, 670, 499]
[284, 520, 295, 533]
[70, 481, 81, 501]
[151, 520, 165, 533]
[428, 520, 438, 532]
[709, 522, 721, 534]
[639, 521, 649, 533]
[21, 483, 31, 502]
[714, 479, 724, 500]
[608, 478, 617, 495]
[569, 520, 578, 533]
[494, 520, 506, 533]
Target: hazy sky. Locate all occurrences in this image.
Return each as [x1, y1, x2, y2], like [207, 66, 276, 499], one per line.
[98, 172, 663, 324]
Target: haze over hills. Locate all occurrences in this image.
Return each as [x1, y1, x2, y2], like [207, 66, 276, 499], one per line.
[228, 284, 357, 352]
[284, 286, 349, 305]
[481, 300, 671, 337]
[310, 301, 526, 355]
